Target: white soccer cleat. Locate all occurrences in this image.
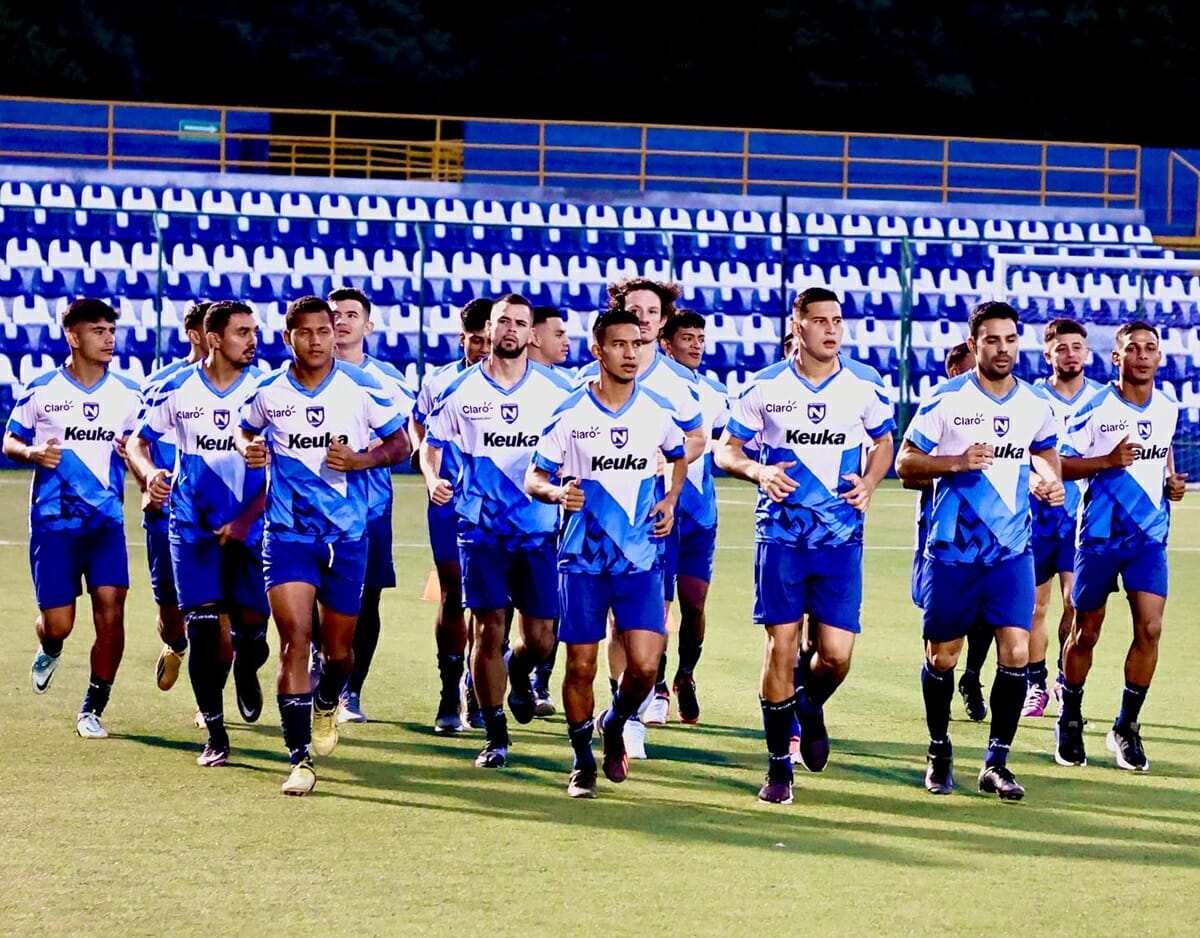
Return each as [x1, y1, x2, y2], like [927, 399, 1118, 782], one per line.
[31, 646, 60, 694]
[623, 717, 648, 760]
[642, 693, 670, 726]
[76, 712, 108, 739]
[311, 703, 339, 757]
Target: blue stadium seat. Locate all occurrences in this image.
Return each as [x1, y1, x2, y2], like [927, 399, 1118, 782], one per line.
[0, 265, 24, 297]
[31, 267, 68, 298]
[115, 268, 155, 300]
[72, 268, 111, 297]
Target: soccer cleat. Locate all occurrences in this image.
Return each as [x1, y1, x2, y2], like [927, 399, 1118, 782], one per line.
[643, 691, 670, 726]
[474, 744, 507, 769]
[196, 743, 230, 768]
[788, 735, 801, 764]
[532, 682, 557, 718]
[1106, 722, 1150, 772]
[76, 712, 107, 739]
[674, 676, 700, 724]
[623, 716, 647, 760]
[567, 767, 598, 798]
[310, 703, 339, 757]
[281, 759, 316, 796]
[507, 679, 536, 726]
[795, 700, 830, 773]
[31, 646, 60, 694]
[1054, 719, 1088, 767]
[978, 763, 1025, 801]
[464, 678, 484, 730]
[958, 672, 988, 722]
[757, 775, 794, 805]
[233, 660, 263, 724]
[337, 692, 367, 725]
[1021, 684, 1049, 718]
[155, 645, 184, 691]
[925, 752, 954, 795]
[598, 710, 629, 783]
[433, 691, 465, 735]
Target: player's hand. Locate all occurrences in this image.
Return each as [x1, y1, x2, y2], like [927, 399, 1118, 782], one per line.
[429, 478, 454, 507]
[326, 439, 362, 472]
[1167, 471, 1189, 501]
[146, 468, 172, 508]
[839, 472, 876, 512]
[1107, 434, 1143, 468]
[114, 435, 129, 460]
[956, 443, 995, 472]
[759, 461, 798, 503]
[558, 478, 585, 512]
[1036, 477, 1066, 507]
[649, 496, 676, 537]
[214, 516, 253, 546]
[243, 437, 270, 469]
[27, 438, 62, 469]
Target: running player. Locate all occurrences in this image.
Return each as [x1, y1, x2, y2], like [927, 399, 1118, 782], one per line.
[525, 309, 688, 797]
[716, 287, 895, 805]
[1054, 320, 1185, 772]
[4, 299, 142, 738]
[237, 295, 411, 795]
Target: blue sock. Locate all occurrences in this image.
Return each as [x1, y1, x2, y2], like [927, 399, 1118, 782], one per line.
[278, 692, 312, 765]
[921, 661, 954, 748]
[1059, 678, 1085, 723]
[1116, 681, 1149, 728]
[41, 635, 64, 658]
[80, 674, 112, 717]
[760, 695, 796, 777]
[567, 718, 595, 770]
[482, 705, 509, 748]
[985, 664, 1027, 767]
[1028, 659, 1048, 691]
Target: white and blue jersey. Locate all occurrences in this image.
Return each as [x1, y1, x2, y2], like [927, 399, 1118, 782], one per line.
[413, 359, 470, 484]
[576, 351, 704, 434]
[678, 369, 729, 534]
[136, 363, 266, 543]
[6, 366, 141, 532]
[356, 356, 415, 521]
[1063, 383, 1178, 553]
[726, 357, 896, 548]
[532, 384, 688, 574]
[239, 361, 407, 543]
[139, 358, 194, 483]
[905, 373, 1060, 565]
[1030, 377, 1104, 544]
[426, 361, 574, 550]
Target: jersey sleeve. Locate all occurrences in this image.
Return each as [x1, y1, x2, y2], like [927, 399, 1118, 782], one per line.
[5, 385, 38, 444]
[135, 386, 176, 443]
[239, 379, 268, 434]
[676, 387, 703, 433]
[863, 385, 897, 439]
[364, 383, 406, 439]
[1060, 409, 1093, 459]
[725, 384, 764, 442]
[904, 397, 944, 454]
[424, 392, 458, 450]
[660, 413, 687, 461]
[1031, 398, 1061, 452]
[531, 416, 567, 474]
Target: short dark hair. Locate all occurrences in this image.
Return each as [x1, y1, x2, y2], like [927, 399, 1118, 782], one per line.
[945, 342, 973, 376]
[460, 298, 493, 332]
[660, 310, 706, 342]
[532, 305, 564, 326]
[1114, 320, 1160, 346]
[184, 301, 212, 333]
[285, 295, 333, 330]
[204, 300, 254, 337]
[606, 278, 681, 321]
[967, 300, 1019, 338]
[1044, 318, 1087, 343]
[62, 298, 118, 329]
[328, 287, 371, 317]
[791, 287, 840, 319]
[592, 309, 641, 345]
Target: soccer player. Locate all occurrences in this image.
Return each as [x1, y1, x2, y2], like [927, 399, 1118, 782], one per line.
[715, 287, 895, 805]
[896, 301, 1063, 801]
[410, 297, 492, 734]
[237, 296, 411, 795]
[4, 298, 142, 738]
[1054, 320, 1185, 772]
[329, 287, 416, 723]
[658, 310, 729, 722]
[422, 294, 574, 769]
[138, 301, 211, 694]
[129, 301, 269, 766]
[525, 309, 688, 797]
[1024, 319, 1103, 717]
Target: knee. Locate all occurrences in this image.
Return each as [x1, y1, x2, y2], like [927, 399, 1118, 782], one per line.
[565, 656, 597, 685]
[1133, 617, 1162, 648]
[474, 619, 505, 654]
[1071, 616, 1103, 651]
[928, 649, 958, 672]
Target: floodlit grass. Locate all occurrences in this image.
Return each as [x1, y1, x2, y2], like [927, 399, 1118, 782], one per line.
[1, 474, 1198, 936]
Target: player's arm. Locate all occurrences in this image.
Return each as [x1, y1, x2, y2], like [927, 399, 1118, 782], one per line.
[235, 428, 270, 468]
[894, 439, 993, 483]
[714, 428, 797, 503]
[841, 432, 894, 512]
[2, 430, 62, 469]
[1061, 434, 1142, 480]
[327, 429, 412, 472]
[1166, 445, 1188, 501]
[524, 464, 584, 511]
[683, 424, 706, 463]
[407, 414, 425, 472]
[419, 438, 454, 506]
[1030, 446, 1065, 507]
[126, 434, 172, 508]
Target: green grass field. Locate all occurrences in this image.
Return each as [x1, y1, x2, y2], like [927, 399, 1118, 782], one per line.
[1, 474, 1198, 936]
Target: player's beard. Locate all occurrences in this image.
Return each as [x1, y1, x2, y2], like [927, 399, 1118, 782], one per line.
[493, 339, 526, 360]
[1055, 366, 1083, 381]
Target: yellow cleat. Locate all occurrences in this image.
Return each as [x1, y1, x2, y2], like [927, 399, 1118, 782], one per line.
[281, 759, 316, 796]
[311, 703, 339, 757]
[156, 645, 185, 691]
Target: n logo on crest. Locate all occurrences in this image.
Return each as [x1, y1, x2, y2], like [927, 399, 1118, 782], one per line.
[1138, 419, 1152, 440]
[994, 416, 1010, 437]
[213, 409, 230, 430]
[306, 406, 325, 427]
[611, 427, 629, 449]
[807, 403, 826, 424]
[82, 401, 100, 422]
[500, 403, 519, 424]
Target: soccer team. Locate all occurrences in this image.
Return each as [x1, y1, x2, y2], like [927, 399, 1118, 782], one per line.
[3, 280, 1185, 802]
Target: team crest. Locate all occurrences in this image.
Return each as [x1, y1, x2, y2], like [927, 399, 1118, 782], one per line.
[807, 402, 826, 424]
[611, 427, 629, 449]
[1138, 419, 1152, 440]
[306, 406, 325, 427]
[993, 416, 1010, 437]
[500, 403, 519, 424]
[82, 401, 100, 422]
[213, 409, 230, 430]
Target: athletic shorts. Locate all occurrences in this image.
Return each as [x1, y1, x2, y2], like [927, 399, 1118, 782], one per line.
[911, 549, 925, 608]
[427, 500, 459, 565]
[920, 552, 1035, 643]
[558, 568, 666, 646]
[663, 520, 717, 601]
[145, 517, 178, 608]
[1072, 544, 1168, 612]
[753, 541, 863, 633]
[1033, 531, 1076, 587]
[171, 536, 269, 617]
[30, 523, 129, 610]
[262, 535, 368, 617]
[459, 540, 558, 619]
[364, 513, 397, 591]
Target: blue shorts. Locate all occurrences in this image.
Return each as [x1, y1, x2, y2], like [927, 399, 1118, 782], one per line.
[558, 568, 666, 645]
[171, 536, 269, 617]
[663, 519, 717, 601]
[262, 535, 368, 617]
[911, 550, 925, 608]
[364, 513, 396, 590]
[427, 500, 459, 566]
[459, 541, 558, 618]
[1033, 532, 1076, 586]
[145, 518, 178, 608]
[30, 524, 129, 610]
[753, 541, 863, 632]
[921, 553, 1035, 642]
[1072, 545, 1169, 612]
